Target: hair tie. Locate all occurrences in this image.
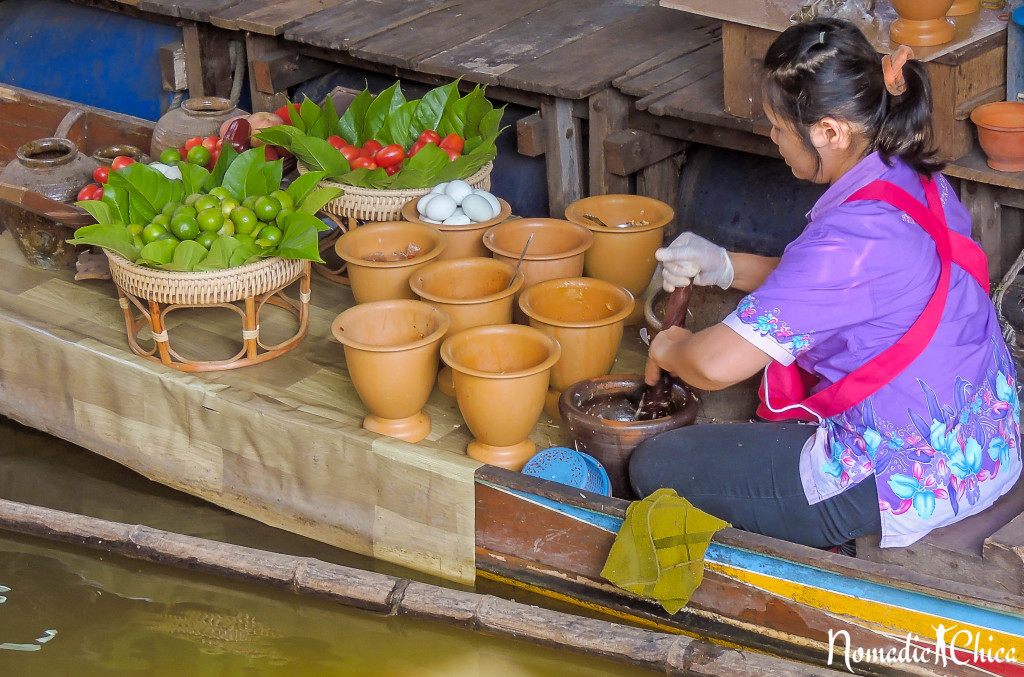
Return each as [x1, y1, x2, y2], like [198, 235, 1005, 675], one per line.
[882, 45, 914, 96]
[818, 30, 826, 44]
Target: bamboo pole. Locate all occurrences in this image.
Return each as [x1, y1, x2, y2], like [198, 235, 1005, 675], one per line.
[0, 498, 831, 677]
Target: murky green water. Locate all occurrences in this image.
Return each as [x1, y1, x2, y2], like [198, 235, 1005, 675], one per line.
[0, 416, 650, 676]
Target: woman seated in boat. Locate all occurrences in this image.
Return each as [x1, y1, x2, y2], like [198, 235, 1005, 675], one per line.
[630, 18, 1022, 551]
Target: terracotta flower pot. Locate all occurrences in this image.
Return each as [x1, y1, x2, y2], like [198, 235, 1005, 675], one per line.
[970, 101, 1024, 172]
[335, 221, 446, 303]
[559, 375, 698, 499]
[440, 324, 561, 470]
[150, 97, 247, 157]
[401, 196, 512, 259]
[482, 218, 594, 322]
[331, 299, 449, 443]
[519, 277, 635, 419]
[947, 0, 980, 16]
[410, 257, 525, 396]
[564, 194, 674, 299]
[889, 0, 954, 46]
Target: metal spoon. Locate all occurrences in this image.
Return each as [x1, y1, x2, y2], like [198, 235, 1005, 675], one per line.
[582, 213, 630, 228]
[507, 232, 534, 289]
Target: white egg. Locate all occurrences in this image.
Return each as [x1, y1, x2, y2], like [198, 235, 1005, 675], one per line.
[423, 194, 457, 222]
[419, 216, 442, 224]
[471, 189, 501, 218]
[461, 193, 494, 223]
[430, 182, 450, 195]
[442, 212, 473, 226]
[444, 179, 473, 204]
[416, 193, 437, 216]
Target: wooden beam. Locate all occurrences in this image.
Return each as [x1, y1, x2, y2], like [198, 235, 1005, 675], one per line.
[516, 112, 546, 157]
[605, 129, 688, 177]
[541, 97, 583, 216]
[588, 88, 630, 195]
[245, 33, 290, 113]
[182, 22, 234, 100]
[252, 48, 335, 95]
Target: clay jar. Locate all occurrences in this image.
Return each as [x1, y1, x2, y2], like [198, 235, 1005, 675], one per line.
[440, 324, 561, 470]
[92, 144, 147, 167]
[482, 218, 594, 322]
[564, 194, 674, 304]
[970, 101, 1024, 172]
[947, 0, 980, 15]
[334, 221, 446, 303]
[409, 257, 525, 396]
[331, 299, 449, 443]
[402, 196, 512, 259]
[0, 137, 100, 270]
[889, 0, 954, 46]
[150, 97, 247, 157]
[518, 277, 635, 419]
[559, 375, 698, 499]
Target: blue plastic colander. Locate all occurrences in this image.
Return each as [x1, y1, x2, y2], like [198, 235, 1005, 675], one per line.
[521, 446, 611, 496]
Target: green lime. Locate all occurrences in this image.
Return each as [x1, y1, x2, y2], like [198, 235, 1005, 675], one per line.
[151, 213, 171, 227]
[217, 221, 236, 237]
[196, 208, 224, 232]
[155, 231, 177, 242]
[196, 231, 218, 249]
[186, 145, 211, 167]
[127, 223, 144, 237]
[208, 186, 232, 201]
[171, 217, 200, 240]
[275, 207, 295, 228]
[171, 207, 198, 227]
[230, 206, 258, 234]
[194, 195, 220, 213]
[132, 234, 145, 249]
[161, 201, 180, 216]
[219, 197, 240, 218]
[255, 225, 283, 247]
[253, 195, 281, 222]
[242, 195, 260, 210]
[184, 193, 202, 207]
[159, 148, 182, 164]
[270, 189, 294, 210]
[142, 223, 169, 244]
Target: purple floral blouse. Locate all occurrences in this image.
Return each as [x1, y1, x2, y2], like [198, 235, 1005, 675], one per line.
[722, 152, 1022, 547]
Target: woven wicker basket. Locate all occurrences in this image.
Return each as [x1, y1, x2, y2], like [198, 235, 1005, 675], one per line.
[298, 161, 492, 222]
[104, 250, 307, 305]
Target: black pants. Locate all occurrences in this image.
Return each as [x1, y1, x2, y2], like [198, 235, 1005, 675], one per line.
[628, 422, 882, 549]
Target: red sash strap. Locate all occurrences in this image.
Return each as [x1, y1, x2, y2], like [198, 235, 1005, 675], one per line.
[757, 176, 989, 422]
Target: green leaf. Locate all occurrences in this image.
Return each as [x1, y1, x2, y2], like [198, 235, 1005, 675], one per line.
[320, 94, 340, 139]
[261, 158, 284, 196]
[75, 199, 114, 226]
[108, 163, 173, 225]
[477, 106, 505, 139]
[178, 163, 211, 195]
[338, 88, 372, 145]
[297, 96, 324, 137]
[285, 169, 328, 206]
[254, 126, 303, 148]
[289, 137, 350, 177]
[100, 184, 130, 225]
[439, 91, 471, 137]
[296, 187, 343, 216]
[462, 86, 493, 138]
[67, 224, 139, 261]
[195, 235, 239, 270]
[412, 80, 460, 134]
[228, 240, 263, 268]
[157, 240, 208, 271]
[138, 238, 179, 266]
[363, 81, 406, 143]
[379, 100, 419, 147]
[204, 143, 238, 192]
[288, 96, 309, 134]
[276, 212, 325, 263]
[221, 147, 270, 200]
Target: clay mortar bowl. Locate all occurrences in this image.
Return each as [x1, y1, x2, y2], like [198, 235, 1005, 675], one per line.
[518, 277, 634, 419]
[401, 196, 512, 259]
[970, 102, 1024, 172]
[559, 374, 698, 500]
[331, 299, 450, 443]
[335, 221, 446, 303]
[889, 0, 954, 46]
[564, 194, 674, 299]
[410, 257, 525, 396]
[946, 0, 980, 16]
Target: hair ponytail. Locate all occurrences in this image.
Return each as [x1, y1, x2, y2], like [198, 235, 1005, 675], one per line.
[875, 60, 943, 175]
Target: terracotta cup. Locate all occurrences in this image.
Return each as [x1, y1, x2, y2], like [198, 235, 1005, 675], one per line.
[401, 196, 512, 259]
[947, 0, 980, 15]
[331, 299, 450, 443]
[335, 221, 446, 303]
[970, 101, 1024, 172]
[519, 277, 635, 419]
[482, 218, 594, 322]
[440, 324, 561, 470]
[410, 257, 525, 396]
[889, 0, 954, 46]
[564, 194, 675, 299]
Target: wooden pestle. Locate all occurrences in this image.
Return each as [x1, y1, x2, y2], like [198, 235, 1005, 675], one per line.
[635, 285, 691, 420]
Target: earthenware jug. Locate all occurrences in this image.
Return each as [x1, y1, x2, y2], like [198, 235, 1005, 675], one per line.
[331, 299, 449, 443]
[890, 0, 955, 46]
[335, 221, 447, 303]
[150, 97, 247, 157]
[0, 136, 99, 270]
[441, 324, 561, 470]
[518, 277, 634, 419]
[409, 257, 524, 396]
[92, 143, 147, 167]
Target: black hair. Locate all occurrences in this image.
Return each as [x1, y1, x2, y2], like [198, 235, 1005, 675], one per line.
[762, 18, 943, 176]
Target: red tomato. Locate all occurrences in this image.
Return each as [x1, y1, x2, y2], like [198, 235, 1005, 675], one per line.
[216, 137, 224, 149]
[184, 136, 203, 150]
[443, 148, 461, 162]
[375, 144, 406, 168]
[111, 156, 136, 171]
[326, 135, 346, 150]
[350, 157, 378, 170]
[92, 166, 110, 184]
[264, 145, 280, 161]
[358, 146, 376, 158]
[339, 145, 360, 162]
[362, 139, 383, 155]
[418, 130, 441, 145]
[409, 139, 429, 156]
[77, 184, 102, 201]
[384, 162, 402, 176]
[207, 147, 221, 169]
[274, 103, 301, 125]
[177, 148, 188, 160]
[439, 133, 465, 153]
[202, 136, 219, 152]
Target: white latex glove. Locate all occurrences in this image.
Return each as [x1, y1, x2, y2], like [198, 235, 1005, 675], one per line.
[655, 232, 734, 292]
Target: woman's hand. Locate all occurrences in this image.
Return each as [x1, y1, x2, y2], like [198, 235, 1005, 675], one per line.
[644, 326, 693, 385]
[656, 232, 734, 291]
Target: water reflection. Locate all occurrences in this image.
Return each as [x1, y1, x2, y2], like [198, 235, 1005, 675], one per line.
[0, 416, 651, 676]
